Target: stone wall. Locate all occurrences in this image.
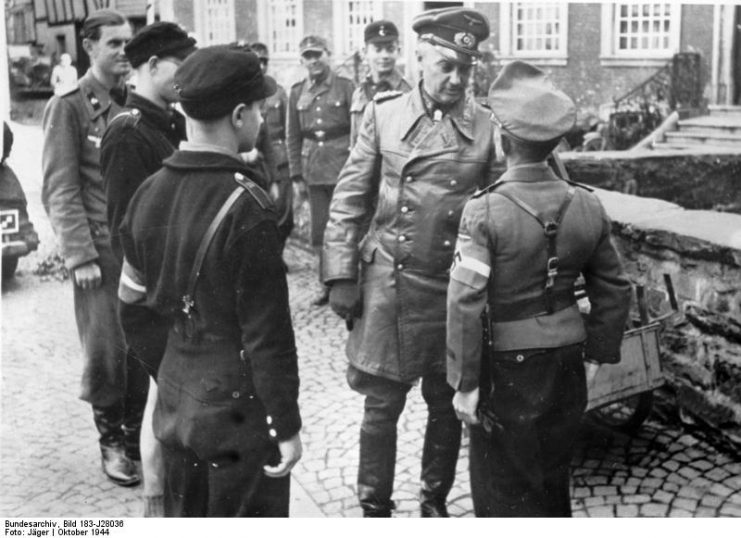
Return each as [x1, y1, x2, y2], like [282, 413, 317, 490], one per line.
[561, 149, 741, 213]
[595, 189, 741, 448]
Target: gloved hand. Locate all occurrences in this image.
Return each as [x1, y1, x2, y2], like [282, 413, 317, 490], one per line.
[292, 176, 308, 205]
[329, 280, 362, 323]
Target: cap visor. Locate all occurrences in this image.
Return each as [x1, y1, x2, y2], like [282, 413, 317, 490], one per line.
[435, 45, 477, 66]
[301, 46, 325, 54]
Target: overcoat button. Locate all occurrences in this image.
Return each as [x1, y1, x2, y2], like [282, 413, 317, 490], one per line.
[450, 179, 457, 186]
[400, 206, 409, 213]
[398, 235, 406, 242]
[232, 391, 240, 399]
[443, 240, 451, 247]
[516, 354, 524, 362]
[269, 429, 277, 437]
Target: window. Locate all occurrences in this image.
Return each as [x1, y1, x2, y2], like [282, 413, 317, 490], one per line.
[266, 0, 303, 57]
[500, 2, 569, 65]
[334, 0, 382, 56]
[196, 0, 236, 46]
[601, 3, 681, 64]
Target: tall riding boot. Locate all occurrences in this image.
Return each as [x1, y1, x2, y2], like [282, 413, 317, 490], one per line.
[419, 410, 462, 517]
[122, 351, 149, 462]
[93, 404, 140, 487]
[357, 429, 397, 517]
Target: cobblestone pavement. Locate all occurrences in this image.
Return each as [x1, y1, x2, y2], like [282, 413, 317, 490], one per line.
[2, 122, 740, 518]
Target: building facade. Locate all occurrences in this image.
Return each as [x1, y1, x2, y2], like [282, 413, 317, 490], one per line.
[14, 2, 741, 118]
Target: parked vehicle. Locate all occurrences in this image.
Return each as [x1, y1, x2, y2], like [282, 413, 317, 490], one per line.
[2, 123, 39, 280]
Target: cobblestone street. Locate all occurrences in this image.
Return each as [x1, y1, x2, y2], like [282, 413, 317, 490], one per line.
[1, 122, 740, 518]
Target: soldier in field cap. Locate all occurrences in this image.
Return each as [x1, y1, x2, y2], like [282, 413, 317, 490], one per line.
[447, 61, 631, 516]
[118, 45, 302, 517]
[349, 20, 411, 146]
[286, 34, 354, 306]
[323, 6, 501, 517]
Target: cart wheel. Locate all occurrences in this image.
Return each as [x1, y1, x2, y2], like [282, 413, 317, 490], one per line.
[589, 391, 654, 434]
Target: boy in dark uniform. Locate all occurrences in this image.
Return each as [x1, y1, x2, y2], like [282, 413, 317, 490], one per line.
[118, 45, 302, 517]
[447, 61, 632, 517]
[100, 21, 196, 516]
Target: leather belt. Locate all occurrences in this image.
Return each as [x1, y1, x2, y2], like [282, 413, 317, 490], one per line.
[489, 288, 576, 322]
[301, 128, 349, 142]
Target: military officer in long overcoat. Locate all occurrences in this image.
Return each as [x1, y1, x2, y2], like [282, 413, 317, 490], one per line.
[349, 20, 412, 147]
[323, 7, 500, 517]
[287, 35, 354, 305]
[447, 61, 632, 517]
[41, 9, 139, 486]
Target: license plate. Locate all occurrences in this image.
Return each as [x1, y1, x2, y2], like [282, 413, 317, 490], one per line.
[1, 209, 20, 235]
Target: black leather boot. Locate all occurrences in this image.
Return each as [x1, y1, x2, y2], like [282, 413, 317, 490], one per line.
[357, 429, 397, 517]
[419, 412, 462, 517]
[123, 352, 149, 462]
[94, 405, 141, 487]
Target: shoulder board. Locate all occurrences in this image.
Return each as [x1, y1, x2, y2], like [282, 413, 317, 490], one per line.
[471, 179, 506, 199]
[233, 172, 271, 210]
[290, 80, 305, 90]
[58, 84, 80, 98]
[336, 75, 354, 85]
[109, 108, 142, 128]
[564, 178, 593, 192]
[373, 90, 403, 104]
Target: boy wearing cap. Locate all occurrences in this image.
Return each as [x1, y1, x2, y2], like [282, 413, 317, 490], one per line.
[100, 21, 196, 516]
[286, 35, 354, 306]
[446, 61, 631, 517]
[41, 9, 139, 487]
[117, 45, 302, 517]
[350, 20, 411, 147]
[323, 7, 499, 517]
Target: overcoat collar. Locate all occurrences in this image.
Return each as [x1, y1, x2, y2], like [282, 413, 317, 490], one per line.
[399, 84, 475, 142]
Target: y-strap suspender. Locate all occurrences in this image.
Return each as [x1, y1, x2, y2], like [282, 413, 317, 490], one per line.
[180, 185, 245, 317]
[494, 186, 577, 314]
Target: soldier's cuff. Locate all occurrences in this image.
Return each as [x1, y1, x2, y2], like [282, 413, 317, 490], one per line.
[265, 409, 302, 443]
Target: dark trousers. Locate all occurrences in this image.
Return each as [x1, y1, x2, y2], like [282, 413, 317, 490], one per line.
[347, 365, 461, 513]
[469, 344, 587, 517]
[74, 240, 148, 456]
[308, 184, 335, 283]
[161, 443, 290, 517]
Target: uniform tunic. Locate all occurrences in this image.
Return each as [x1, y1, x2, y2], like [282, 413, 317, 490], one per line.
[446, 163, 632, 390]
[101, 92, 186, 262]
[323, 85, 503, 382]
[118, 149, 301, 515]
[41, 70, 128, 407]
[286, 71, 354, 186]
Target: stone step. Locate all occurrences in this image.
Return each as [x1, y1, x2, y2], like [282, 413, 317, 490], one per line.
[679, 123, 741, 137]
[708, 105, 741, 117]
[664, 131, 741, 148]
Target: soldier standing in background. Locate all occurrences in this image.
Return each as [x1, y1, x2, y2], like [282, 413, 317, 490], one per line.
[286, 35, 354, 306]
[322, 7, 498, 517]
[350, 20, 411, 147]
[41, 9, 139, 487]
[251, 42, 294, 256]
[447, 61, 632, 517]
[100, 21, 197, 516]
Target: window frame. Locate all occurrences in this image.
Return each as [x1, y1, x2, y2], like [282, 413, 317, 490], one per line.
[600, 2, 682, 67]
[195, 0, 236, 46]
[333, 0, 383, 57]
[261, 0, 305, 59]
[499, 2, 569, 67]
